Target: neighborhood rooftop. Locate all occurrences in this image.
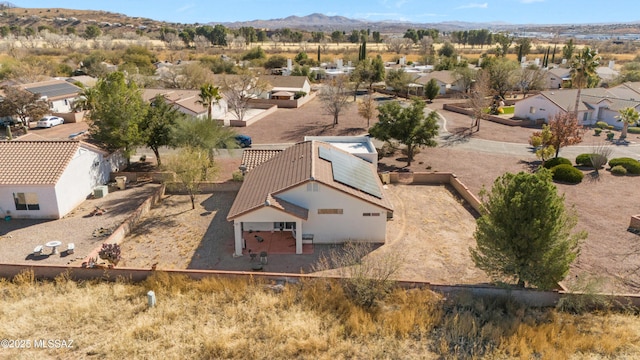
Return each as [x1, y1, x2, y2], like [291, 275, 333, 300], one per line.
[0, 141, 82, 185]
[227, 140, 392, 220]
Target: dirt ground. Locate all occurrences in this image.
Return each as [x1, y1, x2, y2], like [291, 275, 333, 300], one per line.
[118, 184, 489, 285]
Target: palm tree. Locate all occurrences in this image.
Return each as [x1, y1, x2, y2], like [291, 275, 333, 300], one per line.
[73, 84, 99, 112]
[197, 83, 222, 120]
[616, 107, 640, 140]
[569, 47, 599, 120]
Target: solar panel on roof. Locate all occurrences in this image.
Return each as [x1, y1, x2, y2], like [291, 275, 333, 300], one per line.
[27, 83, 79, 98]
[318, 146, 382, 198]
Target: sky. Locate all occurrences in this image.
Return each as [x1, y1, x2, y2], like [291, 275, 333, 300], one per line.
[13, 0, 640, 25]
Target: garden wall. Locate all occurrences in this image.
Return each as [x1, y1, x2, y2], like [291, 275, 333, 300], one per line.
[249, 92, 316, 109]
[443, 103, 544, 127]
[228, 104, 278, 127]
[385, 171, 483, 214]
[1, 264, 639, 309]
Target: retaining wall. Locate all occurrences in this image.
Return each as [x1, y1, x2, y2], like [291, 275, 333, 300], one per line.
[443, 103, 544, 127]
[1, 264, 639, 309]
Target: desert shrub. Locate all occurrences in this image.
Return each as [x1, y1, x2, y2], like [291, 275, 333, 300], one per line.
[576, 153, 607, 168]
[231, 171, 244, 181]
[607, 125, 614, 130]
[543, 156, 571, 169]
[611, 165, 627, 176]
[628, 126, 640, 134]
[609, 157, 640, 174]
[596, 121, 609, 129]
[594, 128, 602, 136]
[551, 164, 584, 184]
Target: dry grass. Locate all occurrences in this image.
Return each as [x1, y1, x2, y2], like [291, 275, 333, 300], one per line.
[1, 270, 638, 359]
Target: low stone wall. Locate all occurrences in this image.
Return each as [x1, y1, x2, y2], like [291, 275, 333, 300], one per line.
[110, 171, 174, 183]
[53, 111, 85, 124]
[82, 184, 165, 265]
[164, 181, 242, 194]
[443, 103, 543, 127]
[386, 171, 483, 214]
[229, 104, 278, 127]
[1, 264, 639, 309]
[249, 92, 316, 109]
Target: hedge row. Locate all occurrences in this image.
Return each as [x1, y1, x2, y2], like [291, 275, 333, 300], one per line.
[609, 157, 640, 175]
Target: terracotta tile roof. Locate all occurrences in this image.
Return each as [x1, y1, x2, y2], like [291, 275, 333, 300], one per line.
[241, 149, 284, 172]
[228, 141, 393, 220]
[0, 141, 81, 185]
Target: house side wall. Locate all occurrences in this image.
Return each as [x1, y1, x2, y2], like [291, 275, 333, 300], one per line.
[49, 98, 74, 113]
[0, 185, 58, 219]
[278, 183, 387, 243]
[235, 207, 300, 230]
[514, 95, 564, 121]
[55, 148, 108, 218]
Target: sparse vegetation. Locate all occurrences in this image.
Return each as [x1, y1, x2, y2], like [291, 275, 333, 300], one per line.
[0, 271, 638, 359]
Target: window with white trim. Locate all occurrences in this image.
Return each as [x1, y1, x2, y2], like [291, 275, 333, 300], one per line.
[318, 208, 343, 215]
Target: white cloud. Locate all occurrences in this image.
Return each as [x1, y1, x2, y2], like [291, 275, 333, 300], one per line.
[455, 2, 489, 9]
[177, 4, 196, 12]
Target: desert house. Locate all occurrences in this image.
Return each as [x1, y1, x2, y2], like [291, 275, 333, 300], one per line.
[227, 140, 393, 255]
[513, 84, 640, 128]
[0, 140, 119, 219]
[21, 79, 82, 116]
[141, 88, 228, 119]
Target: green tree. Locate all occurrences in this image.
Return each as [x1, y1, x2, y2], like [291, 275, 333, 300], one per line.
[486, 57, 518, 99]
[163, 147, 215, 210]
[369, 98, 439, 167]
[331, 30, 343, 45]
[174, 116, 238, 166]
[494, 33, 513, 57]
[83, 24, 101, 39]
[616, 107, 640, 140]
[570, 46, 600, 119]
[471, 170, 585, 290]
[0, 86, 48, 129]
[562, 39, 575, 61]
[197, 83, 222, 120]
[437, 42, 456, 58]
[385, 68, 412, 98]
[140, 95, 183, 167]
[424, 78, 440, 103]
[88, 72, 147, 161]
[121, 45, 158, 76]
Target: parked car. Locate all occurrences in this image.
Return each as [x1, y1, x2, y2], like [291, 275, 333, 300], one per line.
[235, 134, 252, 148]
[37, 116, 64, 128]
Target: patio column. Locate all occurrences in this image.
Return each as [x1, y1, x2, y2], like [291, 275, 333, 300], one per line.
[295, 220, 302, 254]
[233, 221, 243, 256]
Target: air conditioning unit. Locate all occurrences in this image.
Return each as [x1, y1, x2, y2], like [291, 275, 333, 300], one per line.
[94, 185, 109, 198]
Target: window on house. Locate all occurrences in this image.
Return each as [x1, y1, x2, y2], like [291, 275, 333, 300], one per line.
[363, 212, 380, 216]
[13, 192, 40, 211]
[318, 208, 343, 215]
[306, 182, 318, 192]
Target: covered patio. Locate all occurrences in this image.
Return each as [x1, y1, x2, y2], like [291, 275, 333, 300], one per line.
[242, 230, 314, 255]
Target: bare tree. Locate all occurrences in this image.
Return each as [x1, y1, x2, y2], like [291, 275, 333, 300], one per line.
[467, 70, 491, 131]
[515, 64, 547, 98]
[385, 36, 411, 54]
[319, 75, 352, 126]
[194, 35, 210, 52]
[358, 94, 378, 128]
[163, 32, 184, 50]
[220, 70, 271, 121]
[0, 86, 49, 129]
[419, 36, 434, 55]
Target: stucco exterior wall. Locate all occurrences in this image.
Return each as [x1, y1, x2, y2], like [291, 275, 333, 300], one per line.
[278, 182, 388, 243]
[0, 184, 59, 219]
[55, 147, 108, 218]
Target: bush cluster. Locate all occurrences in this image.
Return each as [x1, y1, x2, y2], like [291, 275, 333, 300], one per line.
[611, 165, 628, 176]
[596, 121, 609, 129]
[609, 157, 640, 175]
[551, 164, 584, 184]
[543, 157, 571, 169]
[575, 153, 607, 168]
[628, 127, 640, 134]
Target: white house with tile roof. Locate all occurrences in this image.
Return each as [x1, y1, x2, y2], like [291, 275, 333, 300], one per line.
[227, 140, 393, 255]
[0, 141, 112, 219]
[141, 89, 228, 119]
[514, 86, 640, 128]
[21, 79, 82, 114]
